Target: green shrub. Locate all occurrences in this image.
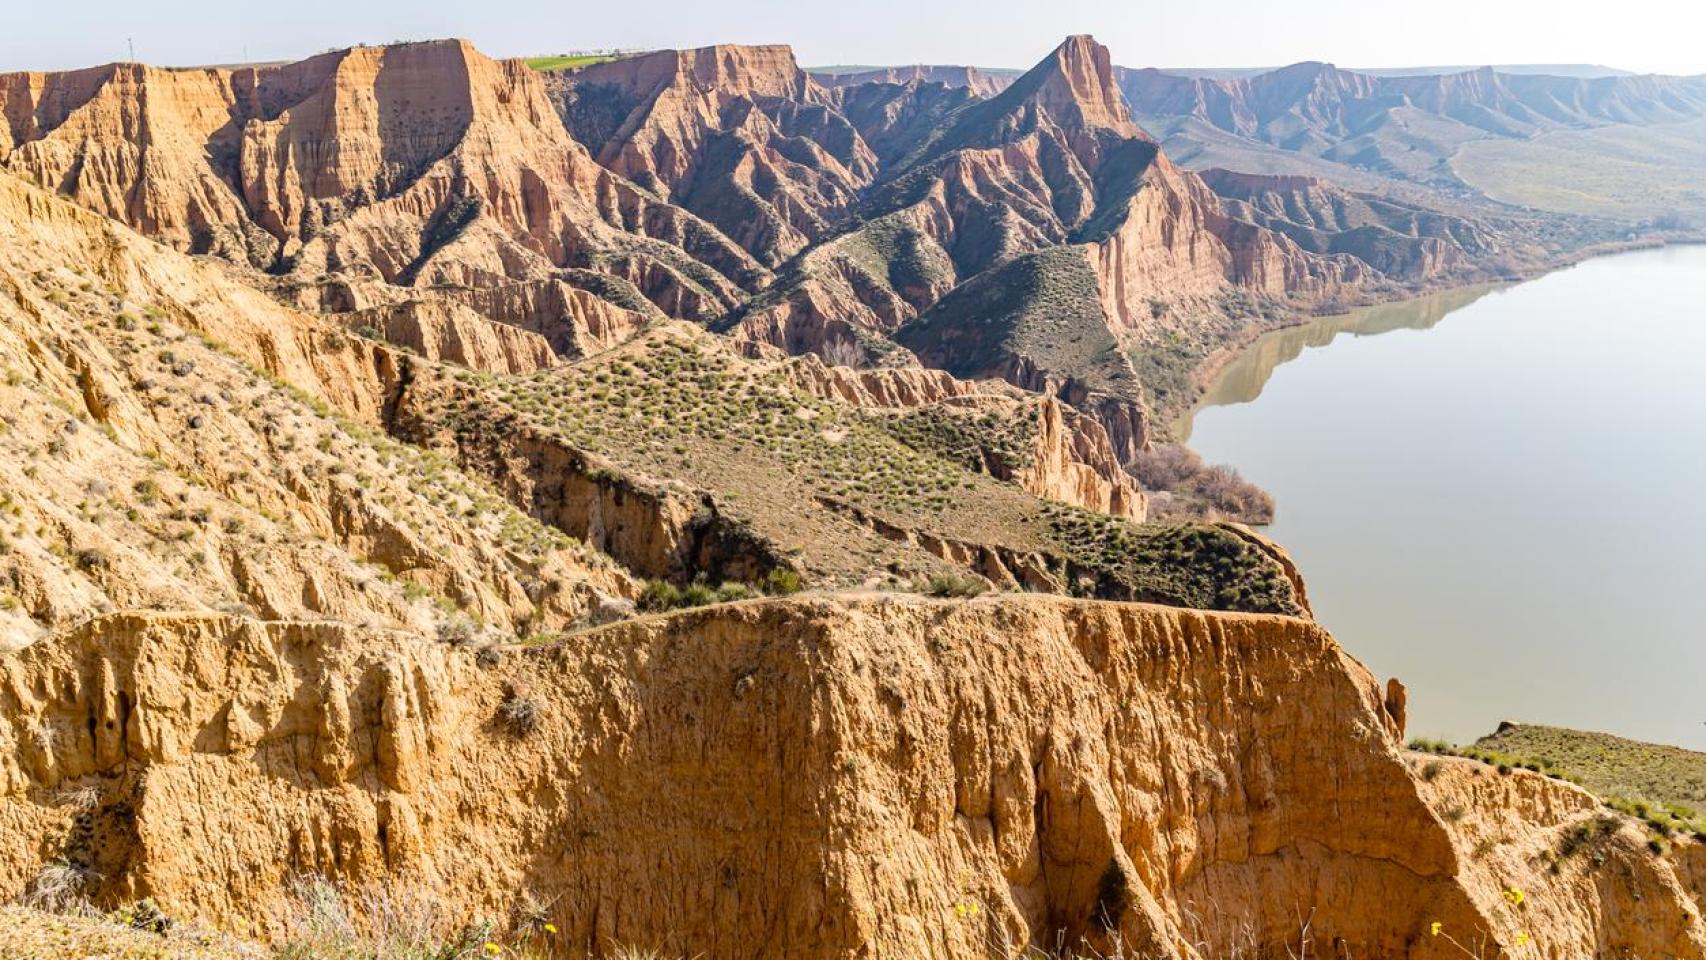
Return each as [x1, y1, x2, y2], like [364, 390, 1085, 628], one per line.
[637, 580, 683, 613]
[760, 568, 802, 596]
[924, 571, 988, 598]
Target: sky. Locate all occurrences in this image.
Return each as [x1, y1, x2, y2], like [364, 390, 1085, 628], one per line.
[2, 0, 1703, 75]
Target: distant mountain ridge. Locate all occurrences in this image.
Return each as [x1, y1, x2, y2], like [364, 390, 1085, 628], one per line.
[1116, 60, 1706, 186]
[1158, 64, 1641, 80]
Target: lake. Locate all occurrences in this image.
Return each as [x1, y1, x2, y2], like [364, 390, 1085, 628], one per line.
[1183, 245, 1706, 751]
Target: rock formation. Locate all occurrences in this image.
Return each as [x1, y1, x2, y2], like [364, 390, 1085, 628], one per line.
[2, 34, 1614, 466]
[1, 35, 1699, 958]
[734, 36, 1364, 453]
[814, 64, 1016, 99]
[0, 41, 767, 325]
[549, 46, 875, 266]
[341, 300, 559, 375]
[0, 600, 1699, 958]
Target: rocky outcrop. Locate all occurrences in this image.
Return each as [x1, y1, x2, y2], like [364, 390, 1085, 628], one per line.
[342, 299, 558, 375]
[1020, 398, 1145, 520]
[549, 45, 876, 266]
[1414, 756, 1706, 960]
[784, 353, 995, 407]
[442, 276, 655, 358]
[1, 600, 1699, 958]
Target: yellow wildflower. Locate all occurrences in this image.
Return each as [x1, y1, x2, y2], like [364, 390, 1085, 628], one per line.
[543, 922, 558, 935]
[1430, 921, 1443, 937]
[1503, 887, 1526, 907]
[1516, 932, 1530, 946]
[483, 944, 502, 956]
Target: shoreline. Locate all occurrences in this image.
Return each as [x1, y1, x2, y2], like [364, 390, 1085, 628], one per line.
[1164, 231, 1706, 442]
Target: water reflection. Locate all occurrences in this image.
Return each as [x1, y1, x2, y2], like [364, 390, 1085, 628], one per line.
[1181, 248, 1706, 749]
[1182, 285, 1501, 439]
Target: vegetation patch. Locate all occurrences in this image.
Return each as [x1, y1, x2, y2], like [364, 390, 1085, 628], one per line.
[1045, 507, 1302, 615]
[524, 53, 619, 72]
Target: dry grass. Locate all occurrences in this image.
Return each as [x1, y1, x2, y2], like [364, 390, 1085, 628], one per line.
[272, 876, 495, 960]
[0, 904, 261, 958]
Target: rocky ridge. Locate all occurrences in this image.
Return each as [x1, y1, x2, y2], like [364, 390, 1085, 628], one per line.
[1118, 60, 1706, 187]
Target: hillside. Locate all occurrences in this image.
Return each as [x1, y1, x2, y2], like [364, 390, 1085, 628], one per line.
[1119, 60, 1706, 204]
[1476, 723, 1706, 817]
[1454, 117, 1706, 221]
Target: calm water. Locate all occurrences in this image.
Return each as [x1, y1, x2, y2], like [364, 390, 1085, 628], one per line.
[1183, 246, 1706, 751]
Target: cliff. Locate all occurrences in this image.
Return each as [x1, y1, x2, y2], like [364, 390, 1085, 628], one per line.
[736, 36, 1362, 457]
[340, 299, 559, 375]
[549, 45, 875, 266]
[3, 36, 1562, 475]
[0, 41, 767, 323]
[0, 600, 1699, 958]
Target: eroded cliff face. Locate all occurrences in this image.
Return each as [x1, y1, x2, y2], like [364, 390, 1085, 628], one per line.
[0, 599, 1698, 959]
[550, 46, 875, 267]
[340, 300, 559, 376]
[0, 172, 633, 646]
[1200, 168, 1512, 283]
[732, 36, 1367, 467]
[0, 41, 766, 325]
[815, 65, 1016, 99]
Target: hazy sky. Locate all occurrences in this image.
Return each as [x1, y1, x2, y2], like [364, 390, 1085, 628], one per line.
[2, 0, 1702, 75]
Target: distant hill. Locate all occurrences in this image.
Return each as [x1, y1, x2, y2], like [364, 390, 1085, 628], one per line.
[1160, 64, 1638, 80]
[1357, 64, 1638, 78]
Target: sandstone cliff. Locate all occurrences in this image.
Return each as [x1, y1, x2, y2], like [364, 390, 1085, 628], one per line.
[2, 35, 1561, 476]
[341, 299, 559, 375]
[550, 46, 875, 266]
[0, 42, 767, 325]
[734, 36, 1362, 459]
[0, 600, 1698, 958]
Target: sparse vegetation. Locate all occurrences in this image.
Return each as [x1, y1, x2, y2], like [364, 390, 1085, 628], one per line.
[1473, 723, 1706, 820]
[498, 686, 541, 737]
[1410, 734, 1706, 843]
[923, 571, 989, 598]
